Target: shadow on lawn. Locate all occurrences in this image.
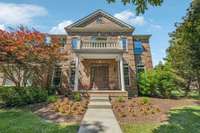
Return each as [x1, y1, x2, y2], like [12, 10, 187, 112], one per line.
[153, 107, 200, 133]
[0, 109, 79, 133]
[79, 121, 107, 133]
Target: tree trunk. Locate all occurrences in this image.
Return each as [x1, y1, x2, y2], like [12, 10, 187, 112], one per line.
[185, 78, 192, 96]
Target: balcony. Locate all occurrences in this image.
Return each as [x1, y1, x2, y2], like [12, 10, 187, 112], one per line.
[80, 40, 122, 49]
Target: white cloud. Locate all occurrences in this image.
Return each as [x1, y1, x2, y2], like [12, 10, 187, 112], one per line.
[0, 24, 5, 30]
[49, 20, 73, 34]
[0, 2, 47, 25]
[150, 24, 162, 29]
[114, 10, 145, 26]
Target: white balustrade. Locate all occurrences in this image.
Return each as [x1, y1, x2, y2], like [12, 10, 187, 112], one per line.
[80, 40, 121, 49]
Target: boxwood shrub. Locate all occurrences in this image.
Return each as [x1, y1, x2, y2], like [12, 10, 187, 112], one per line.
[0, 86, 48, 106]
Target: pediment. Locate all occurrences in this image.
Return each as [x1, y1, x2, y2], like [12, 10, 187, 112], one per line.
[65, 10, 134, 33]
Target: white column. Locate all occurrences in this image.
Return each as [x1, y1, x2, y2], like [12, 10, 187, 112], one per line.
[117, 59, 121, 90]
[74, 56, 79, 91]
[120, 55, 125, 91]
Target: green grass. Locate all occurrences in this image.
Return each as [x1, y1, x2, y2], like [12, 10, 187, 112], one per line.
[0, 108, 79, 133]
[122, 123, 159, 133]
[122, 106, 200, 133]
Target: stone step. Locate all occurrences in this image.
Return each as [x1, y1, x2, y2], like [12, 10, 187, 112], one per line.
[88, 100, 112, 109]
[90, 96, 109, 102]
[88, 105, 112, 109]
[90, 94, 109, 97]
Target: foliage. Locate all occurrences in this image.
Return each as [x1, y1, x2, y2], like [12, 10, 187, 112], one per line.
[116, 96, 125, 102]
[0, 86, 48, 106]
[106, 0, 163, 14]
[72, 92, 81, 101]
[141, 97, 149, 104]
[138, 63, 181, 98]
[0, 26, 61, 88]
[47, 95, 59, 103]
[0, 108, 79, 133]
[167, 0, 200, 95]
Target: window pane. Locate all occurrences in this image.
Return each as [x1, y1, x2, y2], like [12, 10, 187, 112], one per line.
[70, 61, 75, 87]
[123, 63, 129, 86]
[52, 67, 61, 87]
[120, 38, 127, 50]
[45, 36, 51, 45]
[72, 38, 79, 48]
[60, 37, 66, 47]
[134, 40, 143, 54]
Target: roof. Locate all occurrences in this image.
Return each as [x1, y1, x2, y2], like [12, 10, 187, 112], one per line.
[133, 34, 151, 40]
[65, 9, 134, 33]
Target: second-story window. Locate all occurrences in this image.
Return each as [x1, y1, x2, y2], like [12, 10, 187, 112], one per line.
[120, 37, 128, 50]
[134, 40, 144, 55]
[45, 35, 51, 45]
[59, 37, 66, 47]
[71, 38, 80, 49]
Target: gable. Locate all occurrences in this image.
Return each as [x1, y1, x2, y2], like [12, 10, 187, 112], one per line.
[65, 10, 134, 33]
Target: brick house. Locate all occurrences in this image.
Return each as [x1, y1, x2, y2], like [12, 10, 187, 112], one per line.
[0, 10, 153, 97]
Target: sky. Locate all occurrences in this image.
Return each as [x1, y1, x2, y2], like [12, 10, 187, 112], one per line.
[0, 0, 191, 66]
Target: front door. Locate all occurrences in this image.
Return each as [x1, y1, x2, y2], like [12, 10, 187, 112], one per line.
[91, 65, 108, 90]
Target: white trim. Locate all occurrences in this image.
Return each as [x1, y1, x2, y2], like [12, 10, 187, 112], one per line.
[120, 55, 125, 91]
[65, 9, 134, 30]
[74, 56, 79, 91]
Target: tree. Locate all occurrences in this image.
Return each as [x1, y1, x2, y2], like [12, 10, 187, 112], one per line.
[138, 62, 181, 98]
[106, 0, 163, 14]
[167, 0, 200, 95]
[0, 27, 60, 88]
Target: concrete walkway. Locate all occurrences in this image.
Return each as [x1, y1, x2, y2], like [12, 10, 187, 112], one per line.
[78, 95, 123, 133]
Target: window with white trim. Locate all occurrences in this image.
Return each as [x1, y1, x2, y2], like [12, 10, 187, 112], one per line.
[70, 61, 75, 88]
[120, 37, 128, 50]
[71, 38, 80, 49]
[59, 37, 66, 47]
[45, 35, 51, 45]
[123, 63, 130, 86]
[52, 67, 62, 87]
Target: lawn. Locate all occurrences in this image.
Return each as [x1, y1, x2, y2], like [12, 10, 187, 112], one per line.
[121, 106, 200, 133]
[0, 108, 79, 133]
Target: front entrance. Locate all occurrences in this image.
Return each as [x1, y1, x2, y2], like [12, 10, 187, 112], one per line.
[91, 64, 109, 90]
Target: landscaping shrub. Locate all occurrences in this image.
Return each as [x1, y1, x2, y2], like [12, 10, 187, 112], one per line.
[116, 96, 125, 102]
[138, 63, 181, 98]
[141, 97, 149, 104]
[0, 86, 48, 106]
[72, 92, 81, 101]
[47, 95, 59, 103]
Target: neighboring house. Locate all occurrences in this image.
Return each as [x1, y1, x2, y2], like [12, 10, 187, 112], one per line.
[0, 10, 153, 97]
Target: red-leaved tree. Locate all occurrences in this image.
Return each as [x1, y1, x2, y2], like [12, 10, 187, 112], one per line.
[0, 27, 61, 88]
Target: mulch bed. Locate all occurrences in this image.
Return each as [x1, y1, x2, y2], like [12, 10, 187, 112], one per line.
[111, 97, 199, 124]
[29, 97, 89, 124]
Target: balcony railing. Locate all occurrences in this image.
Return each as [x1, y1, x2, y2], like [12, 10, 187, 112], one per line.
[80, 40, 122, 49]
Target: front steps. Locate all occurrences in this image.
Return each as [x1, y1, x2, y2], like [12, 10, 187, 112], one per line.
[79, 90, 128, 97]
[88, 95, 111, 109]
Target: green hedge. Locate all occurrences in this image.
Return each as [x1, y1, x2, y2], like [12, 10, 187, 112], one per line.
[0, 86, 48, 106]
